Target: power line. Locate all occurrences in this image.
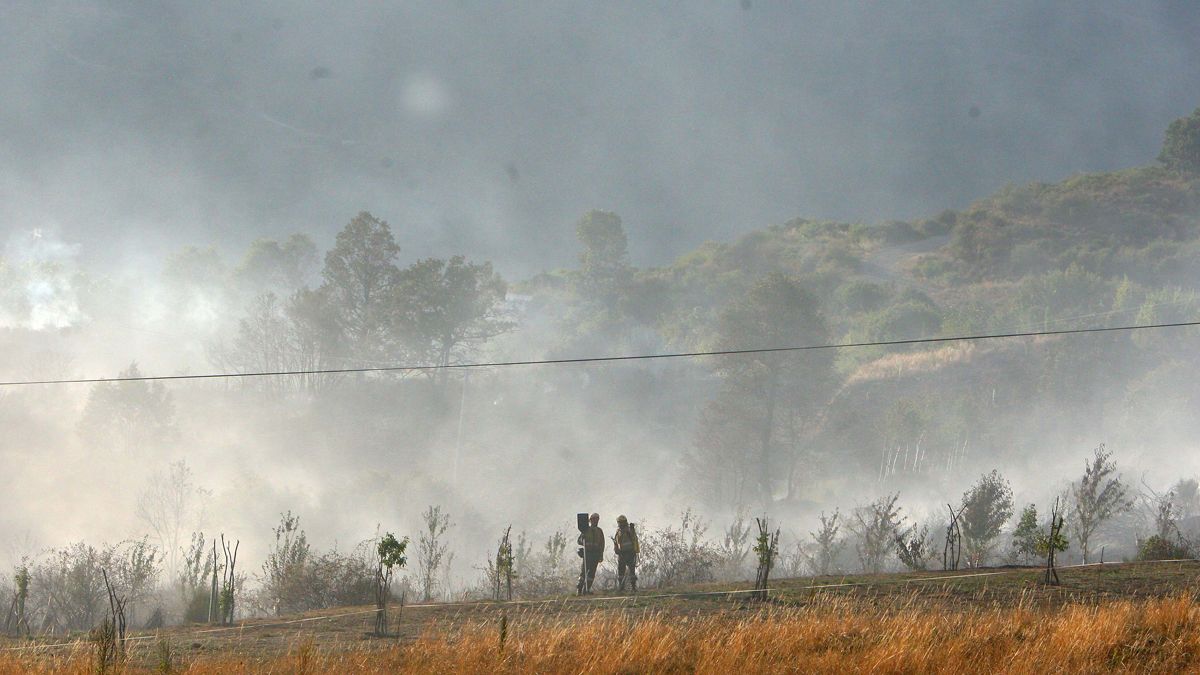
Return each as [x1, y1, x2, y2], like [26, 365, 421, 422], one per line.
[1, 319, 1197, 388]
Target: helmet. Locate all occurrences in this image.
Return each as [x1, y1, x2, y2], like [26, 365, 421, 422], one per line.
[616, 515, 628, 525]
[589, 512, 600, 523]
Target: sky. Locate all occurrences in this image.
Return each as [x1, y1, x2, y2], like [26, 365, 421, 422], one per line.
[3, 1, 1200, 276]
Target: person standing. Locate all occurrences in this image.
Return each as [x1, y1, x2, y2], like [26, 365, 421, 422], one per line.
[613, 515, 639, 593]
[577, 512, 605, 595]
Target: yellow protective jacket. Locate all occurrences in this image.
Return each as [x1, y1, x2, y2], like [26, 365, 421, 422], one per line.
[613, 525, 639, 556]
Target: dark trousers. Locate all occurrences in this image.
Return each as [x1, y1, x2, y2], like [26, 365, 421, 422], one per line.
[617, 553, 637, 591]
[578, 549, 601, 593]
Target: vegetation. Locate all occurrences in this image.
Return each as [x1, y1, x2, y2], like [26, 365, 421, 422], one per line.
[1160, 106, 1200, 173]
[13, 592, 1200, 673]
[1068, 445, 1133, 563]
[959, 470, 1014, 567]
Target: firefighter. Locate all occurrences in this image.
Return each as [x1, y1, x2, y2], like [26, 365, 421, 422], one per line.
[577, 512, 604, 595]
[613, 514, 639, 592]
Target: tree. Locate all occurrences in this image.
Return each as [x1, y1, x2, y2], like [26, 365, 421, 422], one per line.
[214, 289, 343, 394]
[574, 210, 632, 310]
[260, 512, 310, 615]
[959, 470, 1014, 567]
[1038, 498, 1069, 585]
[1159, 106, 1200, 173]
[321, 212, 402, 361]
[417, 506, 452, 602]
[702, 273, 835, 506]
[135, 460, 209, 586]
[805, 510, 844, 576]
[178, 532, 215, 622]
[396, 256, 513, 369]
[1011, 504, 1040, 565]
[684, 394, 757, 509]
[284, 287, 344, 392]
[78, 362, 177, 454]
[1068, 444, 1133, 564]
[234, 234, 319, 294]
[894, 523, 933, 571]
[1171, 478, 1200, 519]
[215, 292, 294, 393]
[374, 533, 408, 636]
[850, 494, 903, 574]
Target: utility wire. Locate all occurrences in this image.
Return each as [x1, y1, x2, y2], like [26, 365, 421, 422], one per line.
[1, 319, 1197, 388]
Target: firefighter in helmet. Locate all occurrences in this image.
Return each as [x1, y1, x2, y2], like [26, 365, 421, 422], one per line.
[613, 514, 639, 592]
[577, 512, 604, 595]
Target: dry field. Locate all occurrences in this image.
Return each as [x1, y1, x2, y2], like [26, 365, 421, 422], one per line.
[4, 561, 1200, 673]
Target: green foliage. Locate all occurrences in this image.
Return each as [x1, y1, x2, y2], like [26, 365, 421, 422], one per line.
[396, 255, 513, 367]
[321, 211, 402, 359]
[959, 470, 1015, 567]
[260, 511, 311, 615]
[1159, 106, 1200, 173]
[1136, 535, 1191, 561]
[377, 534, 409, 572]
[1012, 504, 1040, 565]
[1068, 444, 1134, 563]
[1034, 526, 1069, 557]
[834, 279, 890, 314]
[575, 210, 630, 286]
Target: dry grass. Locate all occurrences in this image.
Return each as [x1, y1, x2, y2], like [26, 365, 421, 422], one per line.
[846, 343, 978, 384]
[6, 594, 1200, 673]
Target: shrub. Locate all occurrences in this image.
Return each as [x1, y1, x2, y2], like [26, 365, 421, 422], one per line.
[639, 510, 721, 588]
[1136, 535, 1191, 561]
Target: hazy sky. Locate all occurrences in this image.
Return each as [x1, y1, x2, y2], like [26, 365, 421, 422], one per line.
[3, 1, 1200, 276]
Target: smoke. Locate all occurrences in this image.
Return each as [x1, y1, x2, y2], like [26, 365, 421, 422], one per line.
[0, 229, 83, 330]
[0, 2, 1198, 601]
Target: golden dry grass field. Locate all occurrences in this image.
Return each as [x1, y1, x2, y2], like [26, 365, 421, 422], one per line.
[4, 561, 1200, 673]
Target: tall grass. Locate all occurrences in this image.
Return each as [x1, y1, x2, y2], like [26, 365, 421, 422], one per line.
[2, 595, 1200, 673]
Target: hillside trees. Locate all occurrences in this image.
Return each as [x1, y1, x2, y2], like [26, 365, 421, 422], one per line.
[321, 212, 403, 363]
[233, 234, 319, 295]
[688, 273, 835, 507]
[78, 362, 177, 454]
[396, 256, 514, 369]
[1159, 106, 1200, 173]
[574, 210, 633, 313]
[218, 212, 511, 391]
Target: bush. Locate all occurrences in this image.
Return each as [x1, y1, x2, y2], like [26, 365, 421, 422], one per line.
[1136, 535, 1191, 561]
[638, 510, 721, 588]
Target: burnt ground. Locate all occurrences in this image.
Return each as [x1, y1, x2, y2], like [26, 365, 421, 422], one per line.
[4, 560, 1199, 667]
